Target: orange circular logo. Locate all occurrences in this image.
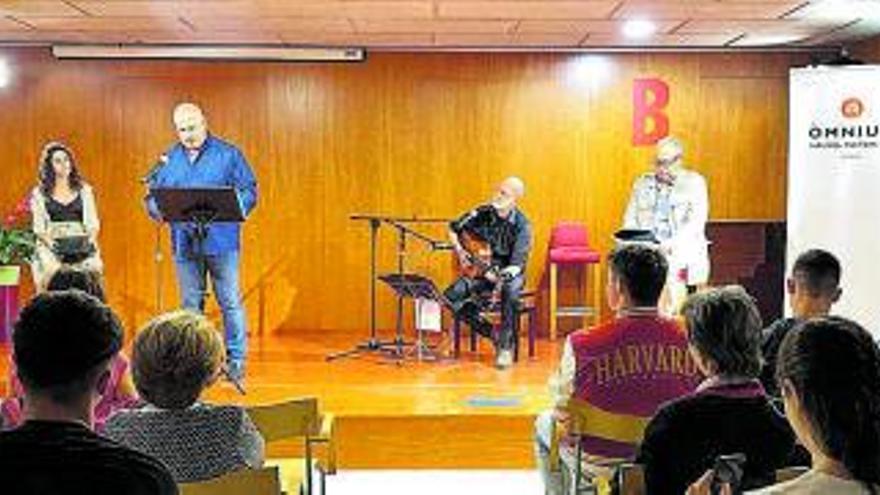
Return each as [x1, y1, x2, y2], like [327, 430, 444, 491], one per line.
[841, 97, 864, 119]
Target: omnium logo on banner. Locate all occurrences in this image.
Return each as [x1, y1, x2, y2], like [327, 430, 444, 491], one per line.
[807, 95, 880, 151]
[788, 65, 880, 336]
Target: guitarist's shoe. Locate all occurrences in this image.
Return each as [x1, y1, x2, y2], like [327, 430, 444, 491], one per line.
[495, 349, 513, 369]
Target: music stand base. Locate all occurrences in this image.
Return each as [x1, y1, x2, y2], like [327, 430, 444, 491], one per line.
[325, 337, 414, 362]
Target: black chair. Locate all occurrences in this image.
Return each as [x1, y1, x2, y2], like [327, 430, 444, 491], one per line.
[452, 289, 537, 360]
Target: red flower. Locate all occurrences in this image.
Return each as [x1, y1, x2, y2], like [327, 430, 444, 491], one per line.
[13, 196, 30, 216]
[3, 194, 31, 228]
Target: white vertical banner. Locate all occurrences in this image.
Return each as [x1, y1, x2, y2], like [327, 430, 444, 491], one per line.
[788, 66, 880, 334]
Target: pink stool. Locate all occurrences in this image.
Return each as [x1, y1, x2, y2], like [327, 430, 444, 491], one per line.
[548, 222, 601, 340]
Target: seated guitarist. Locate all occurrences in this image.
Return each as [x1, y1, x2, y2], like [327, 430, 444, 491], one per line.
[445, 176, 532, 369]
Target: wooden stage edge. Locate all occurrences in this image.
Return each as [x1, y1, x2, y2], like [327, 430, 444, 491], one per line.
[2, 329, 563, 469]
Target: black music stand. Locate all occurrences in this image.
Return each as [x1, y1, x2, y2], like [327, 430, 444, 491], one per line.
[378, 273, 448, 361]
[152, 186, 245, 274]
[153, 187, 245, 225]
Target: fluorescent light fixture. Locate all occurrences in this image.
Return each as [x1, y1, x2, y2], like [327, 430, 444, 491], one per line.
[52, 44, 365, 62]
[622, 19, 657, 39]
[0, 59, 9, 88]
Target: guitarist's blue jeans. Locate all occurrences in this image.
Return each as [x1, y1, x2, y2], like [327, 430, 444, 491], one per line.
[444, 273, 523, 351]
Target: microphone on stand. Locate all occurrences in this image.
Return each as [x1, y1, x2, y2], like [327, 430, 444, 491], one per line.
[141, 154, 168, 184]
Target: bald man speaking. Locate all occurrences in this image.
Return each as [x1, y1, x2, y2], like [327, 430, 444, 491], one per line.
[445, 177, 532, 369]
[144, 103, 258, 381]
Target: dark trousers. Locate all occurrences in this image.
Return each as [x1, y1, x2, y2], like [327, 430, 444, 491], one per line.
[444, 273, 523, 351]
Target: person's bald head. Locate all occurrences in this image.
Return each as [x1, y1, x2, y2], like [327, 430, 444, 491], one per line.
[173, 102, 208, 150]
[491, 176, 525, 215]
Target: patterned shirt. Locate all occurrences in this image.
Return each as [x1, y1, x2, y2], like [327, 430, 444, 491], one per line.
[622, 167, 710, 284]
[104, 402, 265, 483]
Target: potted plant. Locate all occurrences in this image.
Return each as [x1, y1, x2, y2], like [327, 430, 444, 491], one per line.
[0, 195, 35, 341]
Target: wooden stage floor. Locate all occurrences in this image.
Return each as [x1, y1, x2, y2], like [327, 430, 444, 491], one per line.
[1, 329, 562, 469]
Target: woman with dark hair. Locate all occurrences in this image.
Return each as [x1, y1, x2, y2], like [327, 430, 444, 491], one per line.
[688, 316, 880, 494]
[29, 141, 103, 289]
[637, 286, 795, 494]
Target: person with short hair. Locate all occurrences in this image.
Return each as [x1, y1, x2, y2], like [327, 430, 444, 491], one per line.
[637, 286, 795, 495]
[104, 310, 264, 483]
[534, 244, 700, 495]
[144, 102, 258, 381]
[0, 291, 176, 494]
[688, 316, 880, 495]
[1, 266, 138, 431]
[29, 141, 103, 290]
[760, 249, 842, 397]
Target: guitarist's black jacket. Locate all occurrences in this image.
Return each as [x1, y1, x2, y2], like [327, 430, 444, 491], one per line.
[450, 204, 532, 272]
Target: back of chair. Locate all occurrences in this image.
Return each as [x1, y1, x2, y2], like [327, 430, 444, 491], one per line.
[178, 467, 281, 495]
[550, 222, 590, 249]
[566, 398, 652, 447]
[775, 466, 809, 483]
[616, 463, 646, 495]
[247, 397, 319, 442]
[557, 401, 651, 495]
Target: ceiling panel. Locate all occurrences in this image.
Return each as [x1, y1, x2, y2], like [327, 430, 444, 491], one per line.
[612, 1, 805, 20]
[354, 19, 516, 34]
[0, 0, 874, 49]
[188, 17, 354, 34]
[582, 32, 741, 47]
[436, 1, 621, 20]
[516, 19, 685, 35]
[0, 1, 84, 16]
[17, 16, 182, 32]
[680, 19, 845, 35]
[279, 32, 436, 46]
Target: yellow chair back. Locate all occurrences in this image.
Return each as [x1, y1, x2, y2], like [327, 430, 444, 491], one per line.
[178, 467, 281, 495]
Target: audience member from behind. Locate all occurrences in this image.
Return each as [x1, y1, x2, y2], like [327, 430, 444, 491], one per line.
[688, 316, 880, 494]
[1, 266, 138, 431]
[637, 286, 795, 495]
[104, 310, 264, 482]
[534, 244, 700, 495]
[760, 249, 841, 397]
[0, 291, 176, 494]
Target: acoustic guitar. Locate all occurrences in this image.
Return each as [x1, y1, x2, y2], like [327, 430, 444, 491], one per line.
[454, 231, 491, 277]
[454, 230, 503, 305]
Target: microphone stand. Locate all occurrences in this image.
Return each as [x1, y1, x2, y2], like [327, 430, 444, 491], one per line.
[142, 158, 167, 313]
[326, 214, 451, 363]
[384, 219, 451, 361]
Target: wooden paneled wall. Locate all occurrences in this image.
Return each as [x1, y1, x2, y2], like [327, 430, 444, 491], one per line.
[0, 48, 802, 334]
[855, 35, 880, 61]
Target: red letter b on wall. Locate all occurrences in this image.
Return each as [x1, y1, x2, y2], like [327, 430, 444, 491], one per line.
[632, 78, 670, 146]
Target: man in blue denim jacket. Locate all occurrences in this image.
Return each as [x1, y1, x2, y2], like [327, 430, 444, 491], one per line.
[145, 102, 258, 380]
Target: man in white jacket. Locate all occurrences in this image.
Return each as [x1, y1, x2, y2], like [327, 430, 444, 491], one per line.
[622, 137, 709, 312]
